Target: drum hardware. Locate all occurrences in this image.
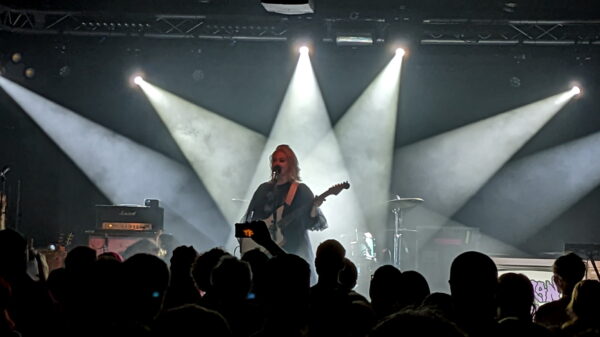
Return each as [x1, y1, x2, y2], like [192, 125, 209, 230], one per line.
[387, 196, 424, 268]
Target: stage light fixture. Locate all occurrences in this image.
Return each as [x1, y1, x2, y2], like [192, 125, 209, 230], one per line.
[571, 86, 581, 96]
[261, 0, 314, 15]
[191, 69, 204, 82]
[24, 67, 35, 79]
[299, 46, 309, 54]
[11, 53, 22, 64]
[59, 66, 71, 78]
[395, 48, 405, 56]
[509, 76, 521, 88]
[129, 71, 146, 88]
[335, 33, 373, 46]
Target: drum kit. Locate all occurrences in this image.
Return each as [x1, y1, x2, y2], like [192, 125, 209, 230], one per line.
[343, 230, 377, 263]
[342, 195, 424, 271]
[233, 192, 425, 271]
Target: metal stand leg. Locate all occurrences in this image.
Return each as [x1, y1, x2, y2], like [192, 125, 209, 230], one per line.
[387, 196, 424, 270]
[392, 208, 404, 268]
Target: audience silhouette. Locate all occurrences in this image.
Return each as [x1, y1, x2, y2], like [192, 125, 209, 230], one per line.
[163, 245, 200, 310]
[562, 279, 600, 336]
[309, 239, 353, 337]
[497, 272, 552, 337]
[0, 226, 592, 337]
[369, 264, 403, 319]
[257, 254, 311, 337]
[209, 255, 263, 337]
[398, 270, 430, 309]
[0, 277, 20, 336]
[0, 229, 57, 337]
[369, 308, 466, 337]
[449, 251, 500, 337]
[535, 252, 587, 330]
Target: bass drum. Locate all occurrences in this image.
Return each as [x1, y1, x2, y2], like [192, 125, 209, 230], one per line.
[350, 232, 376, 261]
[346, 232, 378, 297]
[349, 232, 377, 270]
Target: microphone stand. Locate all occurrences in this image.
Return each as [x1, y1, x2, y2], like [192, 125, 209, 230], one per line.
[0, 169, 8, 231]
[271, 170, 280, 226]
[15, 179, 21, 231]
[103, 232, 109, 253]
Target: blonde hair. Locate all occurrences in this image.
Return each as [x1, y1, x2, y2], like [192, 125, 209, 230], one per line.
[270, 144, 301, 182]
[567, 280, 600, 321]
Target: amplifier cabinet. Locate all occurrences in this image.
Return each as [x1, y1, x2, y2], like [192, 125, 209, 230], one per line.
[95, 204, 164, 232]
[88, 231, 158, 255]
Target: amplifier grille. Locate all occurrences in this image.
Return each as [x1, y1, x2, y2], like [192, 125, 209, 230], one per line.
[100, 222, 153, 231]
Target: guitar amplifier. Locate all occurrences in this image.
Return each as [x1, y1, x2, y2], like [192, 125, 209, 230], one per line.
[95, 202, 164, 232]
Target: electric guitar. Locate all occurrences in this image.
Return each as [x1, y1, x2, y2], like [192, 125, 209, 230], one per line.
[41, 232, 74, 273]
[240, 181, 350, 254]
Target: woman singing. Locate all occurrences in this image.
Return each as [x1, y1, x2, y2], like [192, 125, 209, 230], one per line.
[244, 144, 327, 264]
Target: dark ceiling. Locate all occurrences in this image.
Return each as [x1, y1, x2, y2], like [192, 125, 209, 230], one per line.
[3, 0, 600, 19]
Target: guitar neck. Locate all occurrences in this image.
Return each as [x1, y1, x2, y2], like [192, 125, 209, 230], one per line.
[314, 191, 334, 205]
[275, 182, 349, 230]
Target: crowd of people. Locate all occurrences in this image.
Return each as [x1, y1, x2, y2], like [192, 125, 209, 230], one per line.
[1, 224, 600, 337]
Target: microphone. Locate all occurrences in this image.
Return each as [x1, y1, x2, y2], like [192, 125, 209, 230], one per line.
[272, 165, 281, 180]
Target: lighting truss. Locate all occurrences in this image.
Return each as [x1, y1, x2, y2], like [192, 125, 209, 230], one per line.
[0, 6, 291, 41]
[322, 17, 388, 45]
[2, 4, 600, 47]
[421, 19, 600, 45]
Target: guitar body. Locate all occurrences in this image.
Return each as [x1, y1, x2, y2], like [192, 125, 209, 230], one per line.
[238, 181, 350, 256]
[239, 205, 286, 255]
[263, 205, 286, 247]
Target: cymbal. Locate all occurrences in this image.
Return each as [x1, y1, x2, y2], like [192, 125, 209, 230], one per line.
[540, 251, 564, 257]
[387, 197, 424, 210]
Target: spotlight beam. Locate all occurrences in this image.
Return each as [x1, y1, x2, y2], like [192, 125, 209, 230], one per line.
[394, 89, 578, 219]
[460, 130, 600, 245]
[137, 80, 266, 225]
[0, 76, 228, 248]
[334, 51, 404, 239]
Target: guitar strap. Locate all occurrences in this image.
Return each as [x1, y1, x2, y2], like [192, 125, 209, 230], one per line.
[284, 182, 299, 207]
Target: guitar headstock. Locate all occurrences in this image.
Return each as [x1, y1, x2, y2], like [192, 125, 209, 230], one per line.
[325, 181, 350, 196]
[58, 232, 74, 250]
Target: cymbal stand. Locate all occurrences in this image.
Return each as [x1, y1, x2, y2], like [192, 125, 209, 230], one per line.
[392, 207, 404, 268]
